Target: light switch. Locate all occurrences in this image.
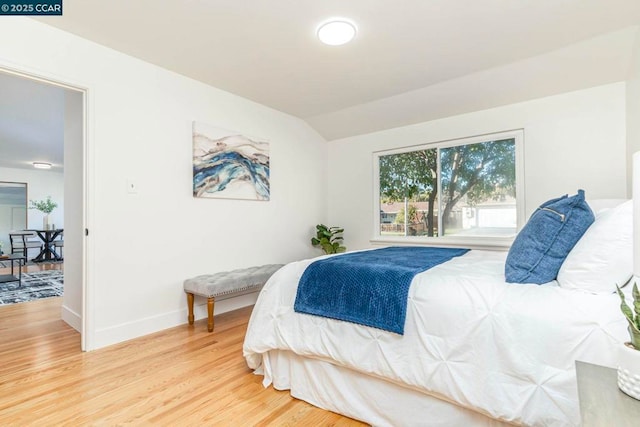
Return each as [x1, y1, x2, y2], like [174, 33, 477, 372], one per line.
[127, 179, 138, 194]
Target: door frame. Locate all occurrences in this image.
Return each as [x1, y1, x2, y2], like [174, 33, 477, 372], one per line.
[0, 63, 93, 351]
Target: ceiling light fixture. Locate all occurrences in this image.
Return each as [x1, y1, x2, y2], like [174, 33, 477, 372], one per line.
[317, 19, 357, 46]
[33, 162, 52, 170]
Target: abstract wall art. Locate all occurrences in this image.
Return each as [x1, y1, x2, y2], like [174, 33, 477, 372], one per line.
[192, 121, 270, 201]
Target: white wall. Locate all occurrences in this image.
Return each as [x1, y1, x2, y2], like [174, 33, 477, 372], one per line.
[61, 90, 83, 332]
[626, 28, 640, 275]
[0, 166, 64, 250]
[328, 83, 627, 251]
[0, 18, 328, 349]
[627, 27, 640, 193]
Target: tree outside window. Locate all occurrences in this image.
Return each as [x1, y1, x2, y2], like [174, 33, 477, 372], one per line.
[378, 135, 518, 239]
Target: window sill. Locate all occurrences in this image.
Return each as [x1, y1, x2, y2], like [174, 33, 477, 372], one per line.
[369, 236, 513, 251]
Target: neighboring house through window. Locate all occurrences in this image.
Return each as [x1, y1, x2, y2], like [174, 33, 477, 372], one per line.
[373, 130, 524, 247]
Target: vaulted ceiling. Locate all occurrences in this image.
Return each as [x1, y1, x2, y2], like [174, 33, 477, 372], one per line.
[2, 0, 638, 169]
[33, 0, 640, 139]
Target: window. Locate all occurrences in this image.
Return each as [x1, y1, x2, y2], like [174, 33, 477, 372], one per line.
[374, 130, 524, 245]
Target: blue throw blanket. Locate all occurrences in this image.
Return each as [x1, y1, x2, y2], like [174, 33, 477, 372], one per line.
[294, 246, 469, 334]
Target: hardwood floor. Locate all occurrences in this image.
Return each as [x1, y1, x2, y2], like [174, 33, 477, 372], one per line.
[0, 296, 365, 425]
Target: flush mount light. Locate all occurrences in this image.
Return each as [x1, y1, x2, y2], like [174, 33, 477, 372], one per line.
[33, 162, 52, 169]
[317, 19, 357, 46]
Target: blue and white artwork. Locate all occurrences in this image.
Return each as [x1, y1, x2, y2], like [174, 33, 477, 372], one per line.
[192, 122, 270, 201]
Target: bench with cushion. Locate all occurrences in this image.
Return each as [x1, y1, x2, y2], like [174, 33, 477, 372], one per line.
[184, 264, 283, 332]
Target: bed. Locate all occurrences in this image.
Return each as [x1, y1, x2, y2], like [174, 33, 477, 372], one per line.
[243, 197, 633, 426]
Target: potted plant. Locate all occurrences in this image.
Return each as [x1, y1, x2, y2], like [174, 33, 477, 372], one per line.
[311, 224, 346, 254]
[29, 196, 58, 230]
[615, 283, 640, 400]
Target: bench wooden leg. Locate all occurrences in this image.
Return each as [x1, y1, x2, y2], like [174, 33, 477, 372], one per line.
[187, 293, 195, 325]
[207, 297, 215, 332]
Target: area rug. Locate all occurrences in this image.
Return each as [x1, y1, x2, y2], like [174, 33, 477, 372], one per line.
[0, 270, 64, 305]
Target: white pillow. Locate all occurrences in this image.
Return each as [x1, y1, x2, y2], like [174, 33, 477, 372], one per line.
[587, 198, 627, 217]
[557, 199, 632, 294]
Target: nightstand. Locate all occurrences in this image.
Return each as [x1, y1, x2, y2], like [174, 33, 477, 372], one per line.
[576, 360, 640, 426]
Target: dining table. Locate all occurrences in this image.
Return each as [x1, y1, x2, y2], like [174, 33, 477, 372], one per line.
[29, 228, 63, 262]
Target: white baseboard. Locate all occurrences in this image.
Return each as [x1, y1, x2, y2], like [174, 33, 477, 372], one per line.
[61, 304, 82, 332]
[90, 292, 259, 350]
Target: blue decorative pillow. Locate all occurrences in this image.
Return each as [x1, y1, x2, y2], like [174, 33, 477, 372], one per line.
[505, 190, 594, 284]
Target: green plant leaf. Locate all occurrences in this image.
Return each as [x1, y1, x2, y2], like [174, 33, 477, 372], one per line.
[632, 282, 640, 331]
[617, 284, 640, 343]
[630, 326, 640, 350]
[311, 224, 346, 254]
[321, 242, 334, 254]
[29, 196, 58, 214]
[633, 283, 640, 325]
[617, 285, 635, 323]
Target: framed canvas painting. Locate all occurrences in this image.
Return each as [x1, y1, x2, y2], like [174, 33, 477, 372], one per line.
[192, 121, 270, 201]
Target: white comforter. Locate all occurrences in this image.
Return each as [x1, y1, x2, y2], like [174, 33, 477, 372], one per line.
[243, 250, 629, 426]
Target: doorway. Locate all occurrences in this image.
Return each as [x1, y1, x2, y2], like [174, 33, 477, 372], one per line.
[0, 68, 88, 350]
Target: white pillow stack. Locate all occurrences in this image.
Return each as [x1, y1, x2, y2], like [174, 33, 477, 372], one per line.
[557, 199, 632, 294]
[587, 198, 628, 217]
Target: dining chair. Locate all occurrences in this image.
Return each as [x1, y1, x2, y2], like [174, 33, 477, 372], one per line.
[54, 231, 64, 260]
[9, 231, 43, 260]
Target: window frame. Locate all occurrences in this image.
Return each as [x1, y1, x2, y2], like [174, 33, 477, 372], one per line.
[372, 129, 525, 249]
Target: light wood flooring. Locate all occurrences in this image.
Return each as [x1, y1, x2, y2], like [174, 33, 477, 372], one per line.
[0, 284, 365, 425]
